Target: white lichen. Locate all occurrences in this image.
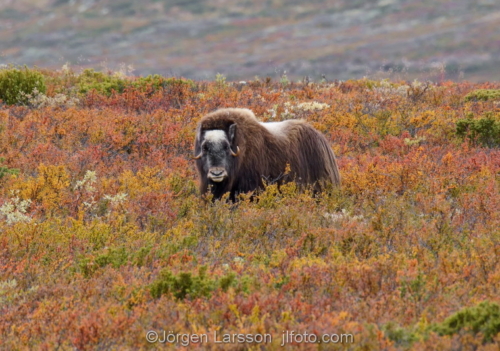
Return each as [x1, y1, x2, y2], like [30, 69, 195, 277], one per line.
[404, 136, 426, 146]
[104, 192, 128, 205]
[113, 63, 135, 79]
[267, 100, 329, 121]
[75, 170, 97, 193]
[296, 101, 330, 111]
[0, 197, 32, 225]
[323, 209, 364, 223]
[22, 88, 80, 109]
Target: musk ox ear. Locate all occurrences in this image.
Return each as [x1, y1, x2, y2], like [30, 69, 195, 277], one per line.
[228, 124, 237, 145]
[195, 125, 202, 142]
[194, 125, 202, 158]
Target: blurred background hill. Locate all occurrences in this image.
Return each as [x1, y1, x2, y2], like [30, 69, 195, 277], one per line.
[1, 0, 499, 82]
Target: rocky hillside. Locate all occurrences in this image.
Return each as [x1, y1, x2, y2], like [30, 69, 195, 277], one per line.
[1, 0, 499, 81]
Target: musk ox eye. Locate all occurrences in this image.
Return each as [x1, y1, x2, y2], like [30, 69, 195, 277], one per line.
[202, 144, 209, 152]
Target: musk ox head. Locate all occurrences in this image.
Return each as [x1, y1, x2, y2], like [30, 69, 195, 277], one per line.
[194, 124, 240, 184]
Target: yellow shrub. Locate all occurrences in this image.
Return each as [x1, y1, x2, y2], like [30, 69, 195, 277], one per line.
[17, 164, 69, 213]
[117, 166, 166, 198]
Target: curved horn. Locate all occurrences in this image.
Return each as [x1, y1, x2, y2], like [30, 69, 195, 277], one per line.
[230, 146, 240, 157]
[192, 152, 203, 160]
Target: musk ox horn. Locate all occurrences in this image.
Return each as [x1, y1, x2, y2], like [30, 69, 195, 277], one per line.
[230, 146, 240, 157]
[192, 152, 202, 160]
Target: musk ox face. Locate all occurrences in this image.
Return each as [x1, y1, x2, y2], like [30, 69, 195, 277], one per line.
[194, 124, 240, 184]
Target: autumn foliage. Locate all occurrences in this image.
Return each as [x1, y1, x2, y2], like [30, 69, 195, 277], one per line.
[0, 67, 499, 350]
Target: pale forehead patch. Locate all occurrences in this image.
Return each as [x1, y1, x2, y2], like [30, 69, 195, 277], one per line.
[204, 130, 227, 144]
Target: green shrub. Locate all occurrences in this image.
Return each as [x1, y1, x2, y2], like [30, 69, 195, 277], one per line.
[218, 272, 236, 291]
[0, 66, 46, 105]
[464, 89, 500, 102]
[76, 249, 128, 278]
[0, 158, 19, 179]
[78, 257, 97, 279]
[132, 74, 166, 91]
[216, 73, 227, 88]
[149, 266, 239, 300]
[432, 301, 500, 343]
[456, 113, 500, 147]
[77, 69, 129, 96]
[164, 77, 195, 89]
[95, 247, 128, 269]
[382, 322, 420, 348]
[133, 245, 152, 266]
[383, 302, 500, 346]
[133, 75, 196, 92]
[150, 266, 215, 300]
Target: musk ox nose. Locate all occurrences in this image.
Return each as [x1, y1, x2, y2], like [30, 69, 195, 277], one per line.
[208, 168, 227, 182]
[211, 170, 224, 176]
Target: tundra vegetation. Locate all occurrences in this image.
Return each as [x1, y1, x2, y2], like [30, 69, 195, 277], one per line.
[0, 66, 499, 350]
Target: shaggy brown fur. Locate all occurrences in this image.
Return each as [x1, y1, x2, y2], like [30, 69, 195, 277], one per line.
[194, 108, 340, 200]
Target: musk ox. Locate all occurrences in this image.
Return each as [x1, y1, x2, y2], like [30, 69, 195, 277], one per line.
[193, 108, 340, 200]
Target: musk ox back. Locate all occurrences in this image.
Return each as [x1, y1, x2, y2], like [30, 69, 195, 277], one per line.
[194, 108, 340, 200]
